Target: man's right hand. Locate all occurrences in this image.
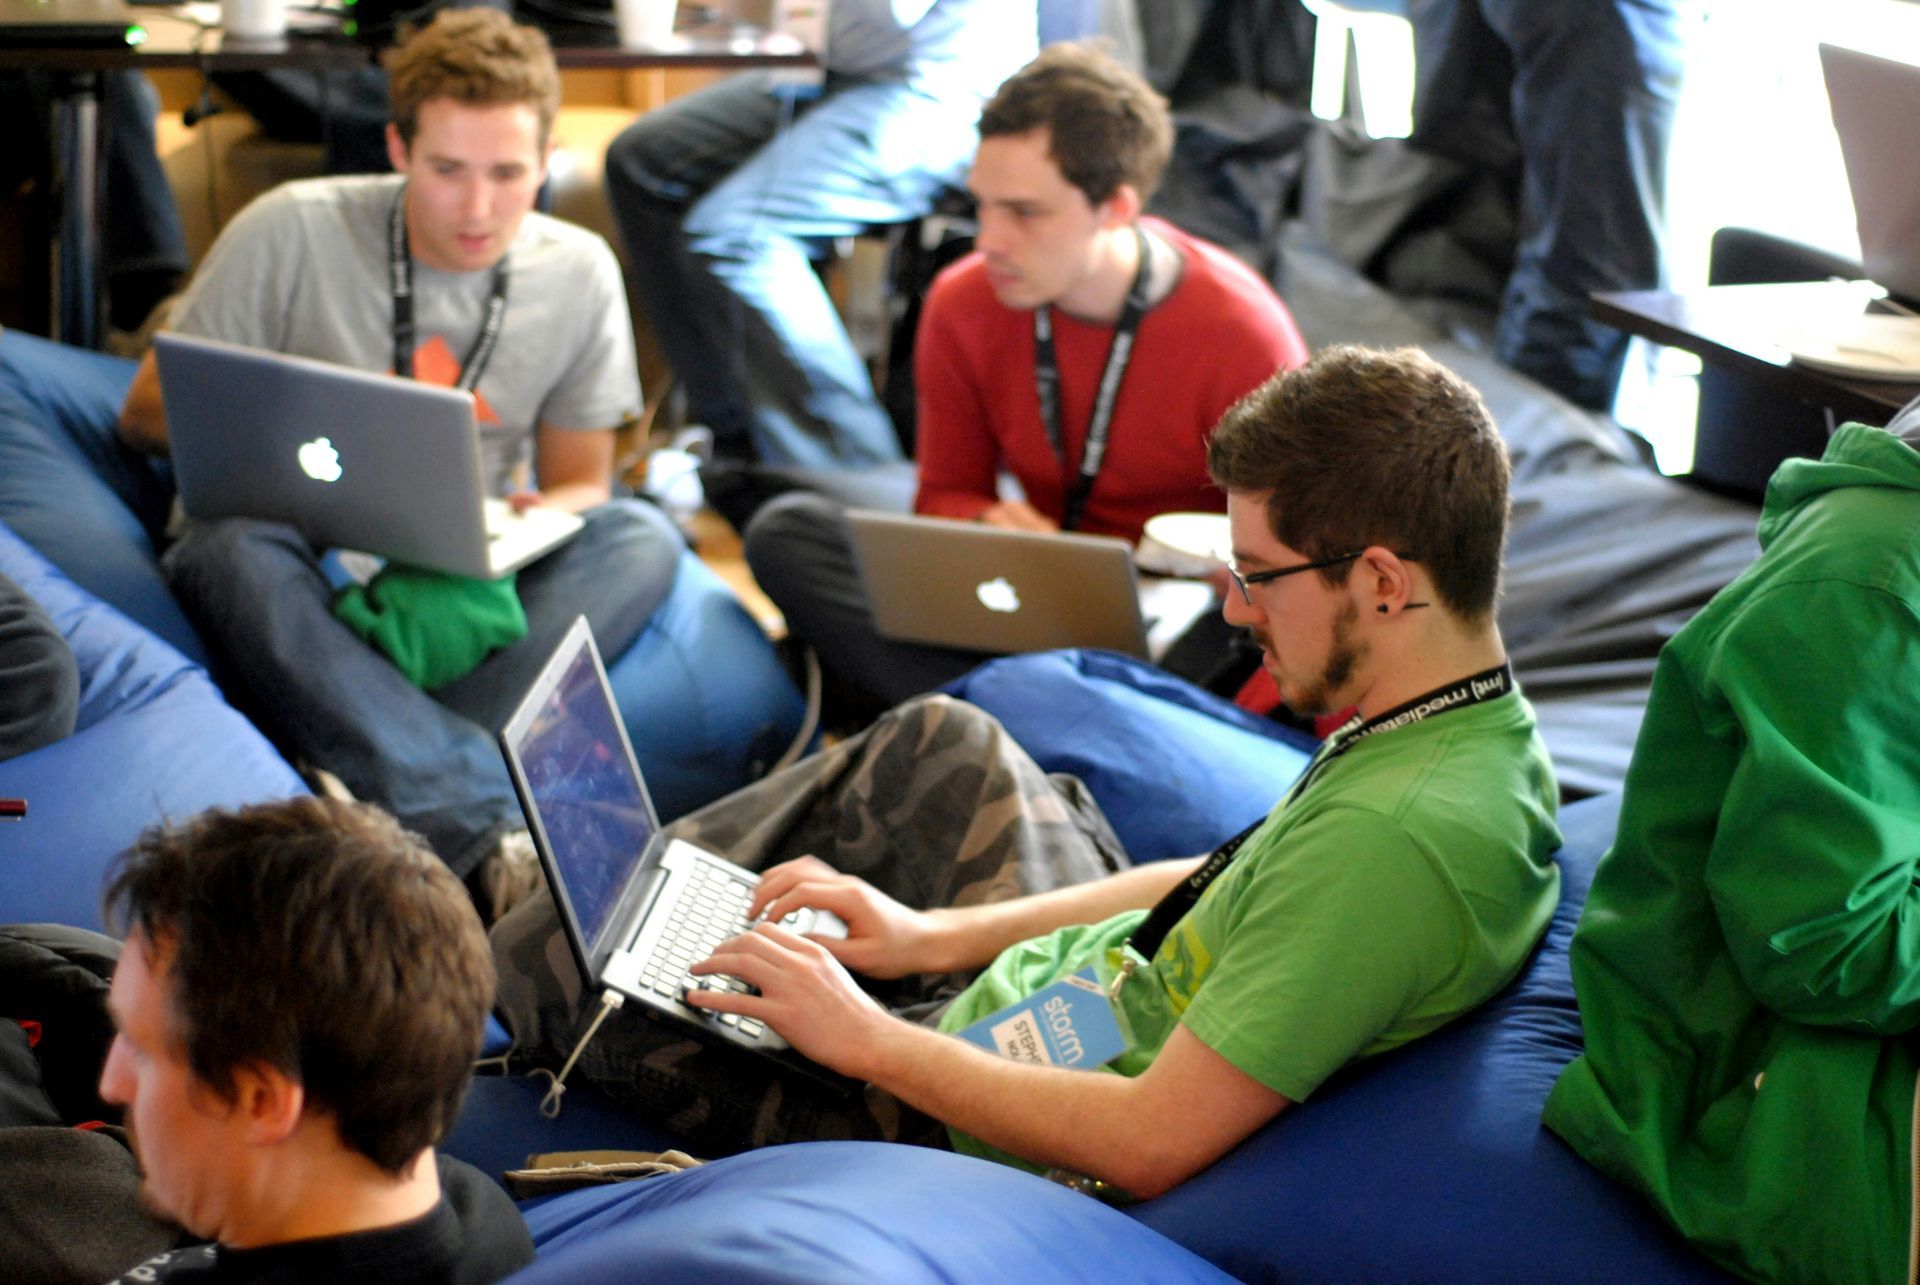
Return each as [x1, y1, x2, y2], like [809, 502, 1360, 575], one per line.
[750, 855, 958, 980]
[978, 500, 1058, 533]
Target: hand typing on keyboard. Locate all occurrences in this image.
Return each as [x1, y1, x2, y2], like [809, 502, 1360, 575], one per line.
[685, 919, 893, 1076]
[682, 854, 955, 1072]
[743, 854, 960, 981]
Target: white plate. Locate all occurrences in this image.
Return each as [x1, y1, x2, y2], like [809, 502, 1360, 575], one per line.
[1138, 511, 1230, 578]
[1788, 316, 1920, 382]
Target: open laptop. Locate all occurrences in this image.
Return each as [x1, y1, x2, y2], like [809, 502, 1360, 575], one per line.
[1821, 44, 1920, 305]
[154, 332, 582, 579]
[499, 616, 849, 1069]
[847, 510, 1212, 660]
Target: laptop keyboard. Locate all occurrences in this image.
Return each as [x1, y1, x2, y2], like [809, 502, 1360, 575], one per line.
[635, 862, 803, 1040]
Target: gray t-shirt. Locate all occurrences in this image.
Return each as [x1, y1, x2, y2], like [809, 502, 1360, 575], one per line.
[169, 174, 640, 496]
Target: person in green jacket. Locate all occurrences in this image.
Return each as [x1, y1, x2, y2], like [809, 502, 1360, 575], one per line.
[1544, 409, 1920, 1284]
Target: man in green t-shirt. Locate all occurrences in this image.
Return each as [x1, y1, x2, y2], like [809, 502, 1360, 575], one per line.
[697, 343, 1563, 1189]
[495, 345, 1562, 1197]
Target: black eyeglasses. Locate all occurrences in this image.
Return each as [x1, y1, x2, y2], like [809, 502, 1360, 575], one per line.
[1225, 550, 1419, 605]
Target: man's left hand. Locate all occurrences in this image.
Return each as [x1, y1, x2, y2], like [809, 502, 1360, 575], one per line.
[686, 923, 894, 1077]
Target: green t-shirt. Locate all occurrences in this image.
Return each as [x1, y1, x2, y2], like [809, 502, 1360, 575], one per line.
[938, 692, 1563, 1170]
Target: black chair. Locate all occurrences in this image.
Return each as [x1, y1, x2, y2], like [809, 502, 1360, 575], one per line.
[1690, 226, 1865, 499]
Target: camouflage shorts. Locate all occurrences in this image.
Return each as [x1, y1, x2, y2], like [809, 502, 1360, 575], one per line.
[490, 694, 1130, 1156]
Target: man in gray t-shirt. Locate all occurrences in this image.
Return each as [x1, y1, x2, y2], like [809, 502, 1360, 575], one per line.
[151, 173, 638, 500]
[114, 10, 682, 916]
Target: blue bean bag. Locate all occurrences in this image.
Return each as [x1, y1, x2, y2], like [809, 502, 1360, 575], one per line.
[944, 654, 1723, 1280]
[604, 555, 804, 824]
[0, 520, 307, 932]
[443, 1073, 679, 1181]
[944, 649, 1316, 863]
[1127, 792, 1730, 1282]
[0, 331, 202, 662]
[511, 1143, 1235, 1284]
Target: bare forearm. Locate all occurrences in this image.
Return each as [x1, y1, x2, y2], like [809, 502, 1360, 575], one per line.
[533, 479, 611, 514]
[926, 857, 1203, 972]
[859, 1019, 1173, 1192]
[116, 352, 170, 454]
[691, 922, 1288, 1196]
[532, 426, 615, 514]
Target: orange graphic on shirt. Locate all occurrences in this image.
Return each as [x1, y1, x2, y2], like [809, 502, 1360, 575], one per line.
[402, 335, 501, 425]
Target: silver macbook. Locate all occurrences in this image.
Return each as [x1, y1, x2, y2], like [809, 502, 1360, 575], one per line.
[1821, 44, 1920, 304]
[847, 510, 1214, 660]
[499, 617, 849, 1070]
[155, 332, 581, 579]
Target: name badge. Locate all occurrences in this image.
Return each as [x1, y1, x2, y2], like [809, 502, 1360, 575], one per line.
[952, 967, 1129, 1069]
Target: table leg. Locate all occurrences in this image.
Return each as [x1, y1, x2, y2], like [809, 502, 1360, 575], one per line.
[51, 70, 102, 349]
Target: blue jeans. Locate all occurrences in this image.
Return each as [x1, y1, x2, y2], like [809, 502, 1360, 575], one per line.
[164, 502, 682, 876]
[1405, 0, 1689, 410]
[604, 73, 980, 469]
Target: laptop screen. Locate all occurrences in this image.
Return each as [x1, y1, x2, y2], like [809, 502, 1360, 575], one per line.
[503, 624, 658, 956]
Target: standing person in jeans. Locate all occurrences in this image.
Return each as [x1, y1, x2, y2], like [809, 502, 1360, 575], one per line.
[1403, 0, 1691, 410]
[743, 43, 1309, 718]
[602, 0, 1037, 469]
[113, 9, 682, 918]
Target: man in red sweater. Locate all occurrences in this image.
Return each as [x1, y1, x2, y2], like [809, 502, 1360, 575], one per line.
[745, 44, 1308, 717]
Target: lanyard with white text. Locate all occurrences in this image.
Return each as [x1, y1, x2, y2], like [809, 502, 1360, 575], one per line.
[1117, 660, 1517, 973]
[1033, 225, 1152, 532]
[388, 189, 509, 391]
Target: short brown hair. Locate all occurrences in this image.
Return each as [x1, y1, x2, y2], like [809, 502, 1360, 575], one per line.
[105, 798, 494, 1175]
[1208, 345, 1511, 621]
[386, 7, 560, 149]
[979, 43, 1173, 206]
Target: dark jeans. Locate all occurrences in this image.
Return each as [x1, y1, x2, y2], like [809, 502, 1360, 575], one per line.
[603, 72, 979, 468]
[163, 501, 681, 875]
[744, 491, 992, 718]
[1405, 0, 1689, 409]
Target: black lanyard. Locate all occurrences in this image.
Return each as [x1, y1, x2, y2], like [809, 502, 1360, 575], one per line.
[1033, 225, 1152, 532]
[388, 188, 509, 390]
[1124, 661, 1517, 962]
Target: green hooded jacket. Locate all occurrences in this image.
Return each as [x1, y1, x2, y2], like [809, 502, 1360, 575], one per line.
[1544, 423, 1920, 1284]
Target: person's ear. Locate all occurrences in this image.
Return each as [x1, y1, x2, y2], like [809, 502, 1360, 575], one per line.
[234, 1063, 306, 1148]
[386, 123, 410, 175]
[1097, 181, 1141, 230]
[1358, 547, 1414, 616]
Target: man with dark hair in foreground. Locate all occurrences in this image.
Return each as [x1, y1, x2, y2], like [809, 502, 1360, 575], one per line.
[100, 797, 531, 1282]
[498, 345, 1561, 1199]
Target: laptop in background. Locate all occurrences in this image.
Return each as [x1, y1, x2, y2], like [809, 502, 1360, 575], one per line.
[848, 510, 1216, 660]
[1821, 43, 1920, 305]
[155, 332, 581, 579]
[499, 616, 849, 1072]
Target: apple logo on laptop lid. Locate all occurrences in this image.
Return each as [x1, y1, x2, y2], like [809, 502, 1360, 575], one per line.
[298, 436, 343, 483]
[976, 576, 1020, 614]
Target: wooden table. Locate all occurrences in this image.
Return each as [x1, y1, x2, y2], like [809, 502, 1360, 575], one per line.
[0, 6, 811, 346]
[1591, 280, 1916, 425]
